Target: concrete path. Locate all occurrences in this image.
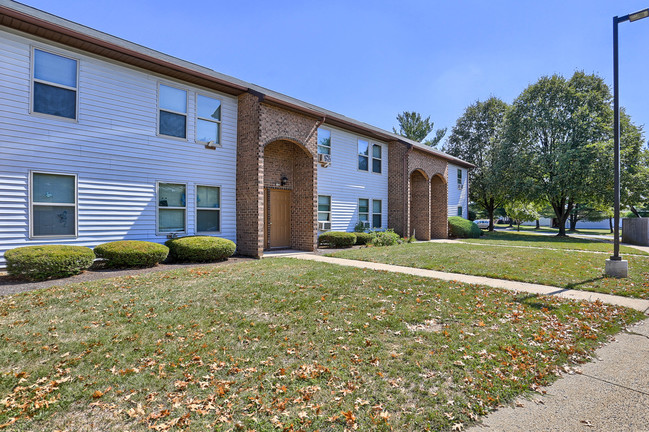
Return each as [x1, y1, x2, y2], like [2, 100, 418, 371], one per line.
[467, 318, 649, 432]
[282, 254, 649, 313]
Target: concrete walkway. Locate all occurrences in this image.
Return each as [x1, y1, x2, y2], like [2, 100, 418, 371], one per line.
[285, 254, 649, 313]
[467, 318, 649, 432]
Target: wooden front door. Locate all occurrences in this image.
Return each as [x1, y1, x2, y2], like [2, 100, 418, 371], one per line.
[269, 189, 291, 248]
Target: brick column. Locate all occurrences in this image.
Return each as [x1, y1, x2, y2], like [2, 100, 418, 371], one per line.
[388, 141, 408, 236]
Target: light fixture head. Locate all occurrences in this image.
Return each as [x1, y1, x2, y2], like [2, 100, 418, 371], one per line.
[280, 175, 288, 186]
[629, 8, 649, 22]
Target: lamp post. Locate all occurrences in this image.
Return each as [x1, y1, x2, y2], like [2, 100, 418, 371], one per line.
[606, 8, 649, 278]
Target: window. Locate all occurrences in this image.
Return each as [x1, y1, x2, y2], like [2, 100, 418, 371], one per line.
[196, 95, 221, 144]
[317, 128, 331, 155]
[196, 185, 220, 232]
[457, 206, 463, 217]
[358, 139, 369, 171]
[372, 199, 382, 228]
[457, 169, 463, 189]
[372, 144, 382, 173]
[30, 172, 77, 237]
[159, 84, 187, 138]
[158, 182, 186, 233]
[358, 198, 369, 224]
[32, 49, 78, 119]
[318, 195, 331, 223]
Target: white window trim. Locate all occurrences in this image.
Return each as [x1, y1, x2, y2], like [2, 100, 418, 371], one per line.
[357, 138, 369, 172]
[358, 197, 370, 223]
[372, 199, 383, 229]
[317, 128, 332, 155]
[195, 184, 222, 234]
[156, 181, 188, 235]
[371, 143, 383, 174]
[29, 170, 78, 239]
[317, 195, 332, 222]
[157, 82, 189, 141]
[195, 93, 222, 147]
[29, 46, 80, 123]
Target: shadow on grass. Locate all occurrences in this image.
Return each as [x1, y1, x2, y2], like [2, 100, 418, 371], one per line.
[564, 275, 608, 290]
[482, 231, 604, 246]
[514, 293, 558, 310]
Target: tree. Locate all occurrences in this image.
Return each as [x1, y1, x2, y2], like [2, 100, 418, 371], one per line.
[504, 202, 540, 231]
[393, 111, 447, 147]
[444, 97, 509, 231]
[567, 203, 609, 232]
[503, 72, 613, 237]
[619, 110, 649, 217]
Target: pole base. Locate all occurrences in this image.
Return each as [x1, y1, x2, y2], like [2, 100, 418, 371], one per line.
[605, 258, 628, 278]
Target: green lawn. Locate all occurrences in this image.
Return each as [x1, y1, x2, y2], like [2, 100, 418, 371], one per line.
[463, 231, 648, 256]
[330, 242, 649, 299]
[494, 224, 613, 236]
[0, 259, 642, 431]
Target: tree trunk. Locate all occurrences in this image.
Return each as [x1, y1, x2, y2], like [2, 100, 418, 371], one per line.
[487, 207, 495, 232]
[517, 221, 521, 231]
[630, 205, 640, 218]
[553, 198, 573, 237]
[569, 215, 578, 232]
[609, 217, 613, 234]
[535, 219, 540, 229]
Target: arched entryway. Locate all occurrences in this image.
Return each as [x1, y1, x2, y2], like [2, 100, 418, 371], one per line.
[263, 139, 315, 250]
[431, 174, 447, 238]
[409, 169, 430, 240]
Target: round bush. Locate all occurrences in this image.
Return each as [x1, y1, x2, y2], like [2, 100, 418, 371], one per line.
[355, 232, 374, 245]
[448, 216, 482, 238]
[94, 240, 168, 268]
[317, 231, 357, 248]
[5, 245, 94, 281]
[371, 230, 402, 247]
[165, 236, 236, 262]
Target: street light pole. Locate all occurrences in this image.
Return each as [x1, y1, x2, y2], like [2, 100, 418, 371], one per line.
[606, 8, 649, 278]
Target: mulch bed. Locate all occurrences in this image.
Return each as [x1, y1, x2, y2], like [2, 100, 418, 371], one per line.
[0, 256, 253, 297]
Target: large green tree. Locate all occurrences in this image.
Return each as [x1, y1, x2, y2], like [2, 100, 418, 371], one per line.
[444, 97, 509, 231]
[393, 111, 446, 147]
[619, 110, 649, 216]
[503, 72, 613, 237]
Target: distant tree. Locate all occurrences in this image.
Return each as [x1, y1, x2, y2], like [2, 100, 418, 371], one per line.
[444, 97, 509, 231]
[503, 72, 612, 237]
[504, 202, 540, 231]
[393, 111, 447, 147]
[567, 203, 609, 232]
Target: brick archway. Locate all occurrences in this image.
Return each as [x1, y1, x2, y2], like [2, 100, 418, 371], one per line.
[431, 174, 448, 238]
[263, 139, 315, 251]
[409, 169, 430, 240]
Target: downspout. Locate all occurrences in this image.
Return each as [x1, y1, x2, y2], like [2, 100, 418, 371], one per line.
[403, 144, 414, 236]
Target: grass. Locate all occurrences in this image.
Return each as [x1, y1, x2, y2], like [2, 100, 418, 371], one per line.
[0, 259, 642, 431]
[463, 231, 648, 256]
[494, 224, 613, 236]
[330, 242, 649, 299]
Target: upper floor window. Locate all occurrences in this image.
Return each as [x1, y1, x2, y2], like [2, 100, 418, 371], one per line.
[196, 185, 221, 232]
[32, 49, 78, 120]
[159, 84, 187, 138]
[196, 95, 221, 145]
[372, 144, 382, 173]
[30, 172, 77, 237]
[318, 128, 331, 155]
[358, 139, 369, 171]
[457, 169, 463, 189]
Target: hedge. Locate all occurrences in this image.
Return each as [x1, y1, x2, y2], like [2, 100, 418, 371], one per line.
[165, 236, 236, 262]
[371, 230, 401, 247]
[94, 240, 168, 268]
[448, 216, 482, 238]
[354, 232, 374, 245]
[317, 231, 357, 248]
[5, 245, 95, 281]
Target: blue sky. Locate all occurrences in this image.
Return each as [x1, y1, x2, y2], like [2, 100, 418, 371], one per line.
[20, 0, 649, 143]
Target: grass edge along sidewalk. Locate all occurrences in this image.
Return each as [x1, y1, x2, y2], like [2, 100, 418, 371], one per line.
[0, 258, 644, 431]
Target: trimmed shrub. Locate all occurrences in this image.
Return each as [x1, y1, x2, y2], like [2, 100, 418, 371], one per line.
[448, 216, 482, 238]
[318, 231, 357, 248]
[371, 229, 402, 247]
[5, 245, 94, 281]
[165, 236, 236, 262]
[94, 240, 168, 268]
[355, 232, 374, 245]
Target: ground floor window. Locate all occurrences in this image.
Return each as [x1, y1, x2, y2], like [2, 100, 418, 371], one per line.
[358, 198, 370, 228]
[30, 171, 77, 237]
[158, 182, 186, 233]
[372, 199, 382, 228]
[196, 185, 220, 232]
[457, 206, 463, 217]
[318, 195, 331, 230]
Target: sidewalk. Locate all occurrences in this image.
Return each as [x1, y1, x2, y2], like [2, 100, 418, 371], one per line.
[286, 254, 649, 313]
